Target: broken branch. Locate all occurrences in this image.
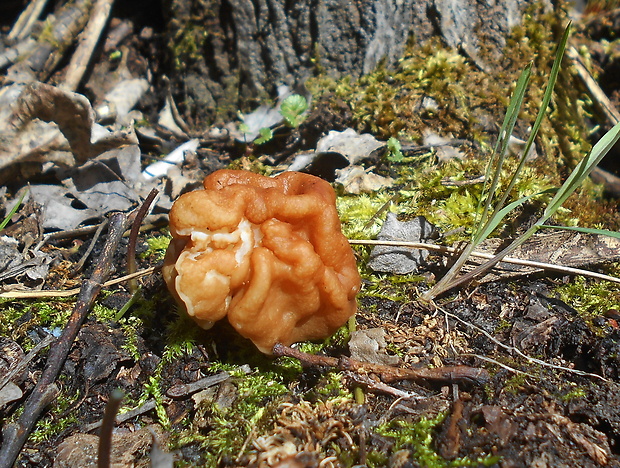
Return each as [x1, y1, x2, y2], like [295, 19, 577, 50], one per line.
[272, 343, 489, 386]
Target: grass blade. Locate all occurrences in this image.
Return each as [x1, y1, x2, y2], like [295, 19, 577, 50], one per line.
[422, 65, 534, 301]
[0, 189, 29, 231]
[543, 119, 620, 217]
[439, 120, 620, 293]
[485, 23, 571, 228]
[422, 23, 620, 299]
[476, 189, 556, 241]
[475, 63, 533, 241]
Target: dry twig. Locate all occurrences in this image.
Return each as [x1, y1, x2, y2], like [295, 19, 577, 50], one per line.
[62, 0, 115, 92]
[272, 343, 489, 386]
[127, 188, 159, 292]
[0, 266, 159, 299]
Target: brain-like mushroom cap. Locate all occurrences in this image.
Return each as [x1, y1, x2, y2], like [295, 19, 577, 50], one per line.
[162, 169, 361, 353]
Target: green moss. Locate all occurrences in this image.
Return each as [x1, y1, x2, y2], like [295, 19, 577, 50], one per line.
[560, 385, 587, 401]
[313, 372, 353, 399]
[310, 1, 617, 236]
[555, 275, 620, 329]
[359, 270, 423, 303]
[28, 386, 80, 444]
[0, 298, 72, 343]
[169, 22, 209, 72]
[377, 414, 447, 466]
[92, 300, 120, 322]
[376, 413, 499, 467]
[337, 191, 396, 239]
[174, 362, 290, 466]
[119, 317, 143, 361]
[502, 370, 531, 394]
[141, 234, 171, 261]
[494, 319, 513, 334]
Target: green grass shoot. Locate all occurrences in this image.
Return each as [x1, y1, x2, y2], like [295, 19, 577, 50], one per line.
[422, 23, 620, 300]
[0, 189, 29, 231]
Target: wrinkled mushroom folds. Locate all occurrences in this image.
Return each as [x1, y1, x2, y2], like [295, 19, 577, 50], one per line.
[163, 170, 360, 353]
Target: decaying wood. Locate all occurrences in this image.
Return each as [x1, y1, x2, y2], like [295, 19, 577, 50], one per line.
[82, 400, 158, 433]
[272, 343, 490, 386]
[591, 166, 620, 198]
[465, 230, 620, 282]
[6, 0, 92, 83]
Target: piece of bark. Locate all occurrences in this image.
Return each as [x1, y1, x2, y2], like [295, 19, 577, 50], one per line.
[463, 230, 620, 282]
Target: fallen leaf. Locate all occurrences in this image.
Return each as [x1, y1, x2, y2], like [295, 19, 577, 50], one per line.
[0, 82, 138, 184]
[315, 128, 383, 165]
[335, 165, 394, 194]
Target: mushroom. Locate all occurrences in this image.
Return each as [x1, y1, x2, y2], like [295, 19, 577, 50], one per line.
[162, 169, 361, 353]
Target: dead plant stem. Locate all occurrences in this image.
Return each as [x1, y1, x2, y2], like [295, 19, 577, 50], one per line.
[127, 188, 158, 292]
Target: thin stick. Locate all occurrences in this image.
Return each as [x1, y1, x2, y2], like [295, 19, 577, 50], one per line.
[8, 0, 51, 42]
[0, 334, 55, 392]
[97, 388, 124, 468]
[62, 0, 115, 92]
[82, 400, 157, 433]
[349, 239, 620, 284]
[166, 372, 230, 398]
[0, 212, 133, 468]
[70, 219, 108, 276]
[272, 344, 489, 386]
[0, 266, 159, 299]
[127, 189, 159, 293]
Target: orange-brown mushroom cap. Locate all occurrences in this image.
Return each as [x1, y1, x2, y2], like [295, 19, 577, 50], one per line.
[162, 169, 361, 354]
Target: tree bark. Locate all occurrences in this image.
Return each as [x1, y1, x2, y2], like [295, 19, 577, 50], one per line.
[164, 0, 551, 125]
